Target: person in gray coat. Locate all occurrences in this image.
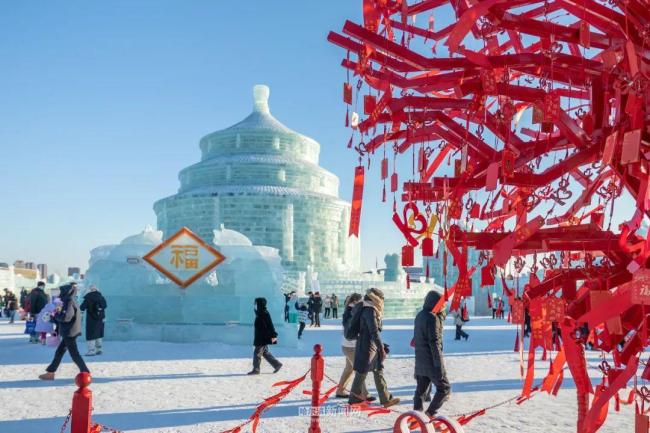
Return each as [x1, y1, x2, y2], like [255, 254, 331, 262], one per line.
[413, 290, 450, 417]
[38, 283, 90, 380]
[348, 288, 400, 408]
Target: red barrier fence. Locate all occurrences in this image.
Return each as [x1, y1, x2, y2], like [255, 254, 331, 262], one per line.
[71, 373, 92, 433]
[61, 344, 551, 433]
[308, 344, 324, 433]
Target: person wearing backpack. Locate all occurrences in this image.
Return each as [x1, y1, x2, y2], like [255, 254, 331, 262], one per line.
[336, 293, 370, 399]
[39, 283, 90, 380]
[348, 288, 400, 408]
[80, 285, 107, 356]
[413, 290, 450, 418]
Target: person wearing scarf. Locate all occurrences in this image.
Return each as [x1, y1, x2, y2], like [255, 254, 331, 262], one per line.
[349, 288, 400, 408]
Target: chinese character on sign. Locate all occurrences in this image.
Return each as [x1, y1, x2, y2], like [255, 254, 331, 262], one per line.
[170, 245, 199, 270]
[143, 227, 226, 288]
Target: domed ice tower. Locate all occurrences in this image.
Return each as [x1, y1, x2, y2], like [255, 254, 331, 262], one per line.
[154, 85, 360, 276]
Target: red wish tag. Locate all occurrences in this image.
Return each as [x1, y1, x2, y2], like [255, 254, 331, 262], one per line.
[636, 413, 649, 433]
[391, 172, 398, 192]
[511, 299, 524, 324]
[481, 265, 495, 286]
[401, 245, 414, 266]
[486, 161, 499, 191]
[602, 131, 618, 165]
[363, 95, 376, 115]
[343, 83, 352, 105]
[621, 129, 641, 164]
[381, 158, 388, 180]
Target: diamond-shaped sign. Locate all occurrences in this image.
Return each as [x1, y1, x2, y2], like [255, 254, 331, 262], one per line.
[143, 227, 226, 288]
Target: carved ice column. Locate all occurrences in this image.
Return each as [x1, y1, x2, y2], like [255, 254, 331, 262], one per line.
[212, 197, 221, 232]
[282, 203, 294, 262]
[339, 207, 349, 265]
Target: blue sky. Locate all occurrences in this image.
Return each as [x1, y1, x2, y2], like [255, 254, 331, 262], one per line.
[0, 0, 408, 275]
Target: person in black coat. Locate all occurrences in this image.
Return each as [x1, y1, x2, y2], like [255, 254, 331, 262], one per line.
[312, 292, 323, 327]
[80, 285, 107, 356]
[349, 288, 400, 408]
[307, 292, 315, 326]
[28, 282, 48, 343]
[413, 290, 450, 417]
[39, 283, 90, 380]
[248, 297, 283, 375]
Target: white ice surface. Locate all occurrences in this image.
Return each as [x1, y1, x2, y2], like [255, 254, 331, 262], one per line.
[0, 317, 634, 433]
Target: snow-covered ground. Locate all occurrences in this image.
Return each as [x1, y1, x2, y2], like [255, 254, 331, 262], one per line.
[0, 316, 634, 433]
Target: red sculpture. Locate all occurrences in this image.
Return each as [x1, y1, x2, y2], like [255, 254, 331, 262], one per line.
[330, 1, 650, 431]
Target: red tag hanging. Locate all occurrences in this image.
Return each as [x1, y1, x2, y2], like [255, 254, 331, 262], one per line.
[545, 297, 565, 322]
[469, 203, 480, 218]
[635, 413, 649, 433]
[511, 299, 524, 324]
[363, 95, 376, 115]
[349, 166, 365, 237]
[502, 150, 516, 178]
[381, 157, 388, 180]
[544, 93, 560, 120]
[486, 161, 499, 191]
[422, 237, 434, 257]
[481, 265, 495, 286]
[390, 172, 398, 192]
[343, 83, 353, 105]
[480, 70, 497, 94]
[402, 245, 414, 266]
[621, 129, 641, 164]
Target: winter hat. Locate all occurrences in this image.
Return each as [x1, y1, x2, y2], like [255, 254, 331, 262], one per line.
[364, 287, 385, 319]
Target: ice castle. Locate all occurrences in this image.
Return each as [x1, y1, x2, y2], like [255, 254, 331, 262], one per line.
[83, 85, 443, 346]
[154, 85, 360, 277]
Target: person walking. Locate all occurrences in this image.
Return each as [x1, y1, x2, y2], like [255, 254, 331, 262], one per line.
[312, 292, 323, 327]
[28, 282, 48, 343]
[295, 300, 309, 339]
[348, 288, 400, 408]
[307, 292, 315, 327]
[19, 288, 28, 310]
[5, 289, 18, 323]
[331, 293, 339, 319]
[283, 291, 294, 322]
[39, 284, 90, 380]
[324, 295, 331, 319]
[453, 310, 469, 341]
[336, 293, 371, 400]
[413, 290, 450, 418]
[80, 285, 107, 356]
[247, 297, 283, 375]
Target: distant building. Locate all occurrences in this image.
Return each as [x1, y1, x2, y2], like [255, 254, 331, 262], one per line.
[24, 262, 36, 270]
[13, 260, 26, 268]
[68, 267, 81, 277]
[37, 263, 48, 280]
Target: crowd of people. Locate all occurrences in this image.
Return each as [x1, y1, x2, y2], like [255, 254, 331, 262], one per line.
[1, 282, 107, 380]
[253, 287, 484, 418]
[4, 281, 495, 419]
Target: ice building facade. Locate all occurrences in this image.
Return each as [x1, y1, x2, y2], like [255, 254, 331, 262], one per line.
[154, 85, 360, 276]
[84, 226, 296, 345]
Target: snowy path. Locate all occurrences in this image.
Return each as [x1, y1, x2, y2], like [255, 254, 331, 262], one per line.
[0, 317, 634, 433]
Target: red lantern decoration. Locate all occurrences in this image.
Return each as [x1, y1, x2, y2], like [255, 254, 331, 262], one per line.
[401, 245, 414, 267]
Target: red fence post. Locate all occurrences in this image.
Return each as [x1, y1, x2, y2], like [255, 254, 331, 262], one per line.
[308, 344, 324, 433]
[71, 372, 92, 433]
